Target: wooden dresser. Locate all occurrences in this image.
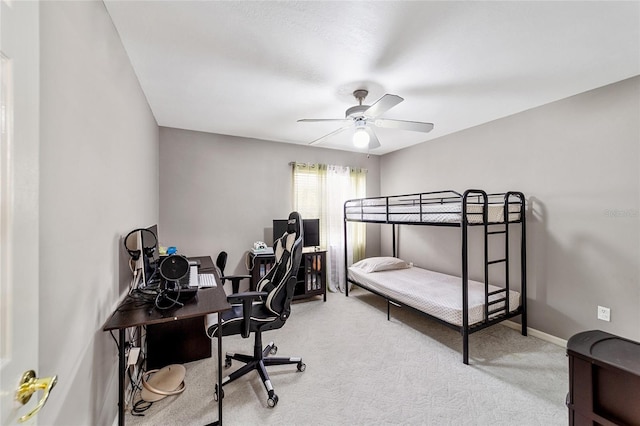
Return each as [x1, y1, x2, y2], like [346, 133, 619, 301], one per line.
[567, 330, 640, 425]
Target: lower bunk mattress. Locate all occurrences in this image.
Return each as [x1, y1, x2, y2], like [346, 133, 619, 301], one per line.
[348, 264, 521, 327]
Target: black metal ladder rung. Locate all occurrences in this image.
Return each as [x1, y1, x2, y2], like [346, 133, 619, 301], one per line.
[487, 258, 506, 265]
[487, 230, 506, 235]
[488, 307, 507, 316]
[488, 288, 506, 296]
[487, 297, 507, 307]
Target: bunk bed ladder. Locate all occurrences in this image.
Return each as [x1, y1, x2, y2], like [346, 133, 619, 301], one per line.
[485, 192, 527, 330]
[485, 220, 509, 320]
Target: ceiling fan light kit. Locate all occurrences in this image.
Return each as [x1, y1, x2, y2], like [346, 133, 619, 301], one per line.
[353, 120, 370, 148]
[298, 89, 434, 151]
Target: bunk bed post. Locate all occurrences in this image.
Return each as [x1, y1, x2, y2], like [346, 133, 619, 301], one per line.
[482, 194, 489, 321]
[519, 192, 527, 336]
[462, 189, 488, 365]
[462, 219, 469, 365]
[461, 191, 471, 365]
[392, 224, 397, 258]
[344, 201, 349, 297]
[504, 193, 511, 315]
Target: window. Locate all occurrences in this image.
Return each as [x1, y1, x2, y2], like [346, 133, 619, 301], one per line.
[292, 163, 366, 292]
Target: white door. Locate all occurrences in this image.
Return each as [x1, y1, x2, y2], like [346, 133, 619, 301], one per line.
[1, 1, 47, 425]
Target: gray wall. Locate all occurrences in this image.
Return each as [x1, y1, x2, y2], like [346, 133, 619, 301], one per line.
[39, 2, 158, 425]
[380, 76, 640, 341]
[159, 127, 381, 292]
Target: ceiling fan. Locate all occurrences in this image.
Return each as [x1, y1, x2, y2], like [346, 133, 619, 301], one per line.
[298, 89, 434, 149]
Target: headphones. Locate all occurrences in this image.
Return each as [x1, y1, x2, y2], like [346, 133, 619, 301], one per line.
[124, 228, 157, 261]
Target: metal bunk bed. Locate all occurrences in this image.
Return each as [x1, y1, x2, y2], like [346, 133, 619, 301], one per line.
[343, 189, 527, 364]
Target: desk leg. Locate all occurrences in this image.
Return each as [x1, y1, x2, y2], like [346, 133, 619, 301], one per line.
[118, 328, 125, 426]
[206, 315, 223, 426]
[217, 313, 223, 425]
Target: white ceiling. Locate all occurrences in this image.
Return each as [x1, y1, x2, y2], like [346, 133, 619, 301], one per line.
[104, 1, 640, 155]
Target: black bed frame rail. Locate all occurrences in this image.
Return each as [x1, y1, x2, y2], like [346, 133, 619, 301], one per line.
[344, 189, 527, 365]
[343, 189, 524, 227]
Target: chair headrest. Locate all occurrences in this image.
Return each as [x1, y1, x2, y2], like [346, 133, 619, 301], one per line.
[286, 211, 302, 238]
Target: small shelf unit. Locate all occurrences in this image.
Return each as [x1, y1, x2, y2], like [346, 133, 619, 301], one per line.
[250, 249, 326, 301]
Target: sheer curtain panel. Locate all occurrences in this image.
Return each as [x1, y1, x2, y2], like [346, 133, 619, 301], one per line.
[292, 163, 366, 292]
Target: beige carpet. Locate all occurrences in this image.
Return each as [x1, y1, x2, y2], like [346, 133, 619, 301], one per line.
[126, 288, 568, 425]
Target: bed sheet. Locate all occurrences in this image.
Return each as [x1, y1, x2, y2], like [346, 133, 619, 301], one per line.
[348, 265, 521, 327]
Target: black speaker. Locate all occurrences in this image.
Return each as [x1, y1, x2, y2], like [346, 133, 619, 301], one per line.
[157, 255, 197, 306]
[159, 255, 190, 281]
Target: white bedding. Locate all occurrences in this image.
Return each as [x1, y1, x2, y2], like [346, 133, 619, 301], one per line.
[348, 265, 521, 327]
[345, 202, 521, 224]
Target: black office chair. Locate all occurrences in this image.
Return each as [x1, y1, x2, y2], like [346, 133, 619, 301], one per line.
[215, 251, 251, 294]
[207, 212, 305, 407]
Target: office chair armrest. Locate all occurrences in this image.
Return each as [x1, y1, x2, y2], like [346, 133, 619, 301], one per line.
[223, 274, 252, 294]
[226, 291, 267, 338]
[226, 291, 267, 304]
[223, 274, 252, 281]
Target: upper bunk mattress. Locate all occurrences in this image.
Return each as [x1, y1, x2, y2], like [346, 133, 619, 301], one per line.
[345, 202, 521, 224]
[348, 265, 521, 327]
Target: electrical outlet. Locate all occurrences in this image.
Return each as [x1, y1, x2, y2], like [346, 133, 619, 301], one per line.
[597, 305, 610, 322]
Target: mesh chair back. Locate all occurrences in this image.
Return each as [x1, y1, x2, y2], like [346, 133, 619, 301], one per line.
[216, 251, 228, 273]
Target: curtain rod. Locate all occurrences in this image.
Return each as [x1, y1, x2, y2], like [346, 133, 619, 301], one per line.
[288, 161, 367, 172]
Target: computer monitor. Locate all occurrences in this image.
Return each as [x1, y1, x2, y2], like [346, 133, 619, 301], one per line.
[303, 218, 320, 248]
[272, 219, 288, 245]
[273, 218, 320, 248]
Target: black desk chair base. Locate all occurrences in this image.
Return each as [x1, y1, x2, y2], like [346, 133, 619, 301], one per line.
[213, 332, 305, 407]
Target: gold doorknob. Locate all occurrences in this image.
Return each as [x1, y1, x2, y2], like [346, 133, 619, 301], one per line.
[15, 370, 58, 423]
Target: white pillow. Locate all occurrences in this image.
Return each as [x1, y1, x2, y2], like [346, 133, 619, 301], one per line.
[351, 257, 410, 273]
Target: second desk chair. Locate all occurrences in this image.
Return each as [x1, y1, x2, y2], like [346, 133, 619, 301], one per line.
[215, 251, 251, 294]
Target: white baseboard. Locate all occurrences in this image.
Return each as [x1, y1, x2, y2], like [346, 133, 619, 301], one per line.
[502, 320, 567, 348]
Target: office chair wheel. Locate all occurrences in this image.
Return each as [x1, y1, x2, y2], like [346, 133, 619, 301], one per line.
[267, 393, 278, 408]
[214, 384, 224, 401]
[297, 361, 306, 372]
[224, 356, 232, 368]
[269, 345, 278, 355]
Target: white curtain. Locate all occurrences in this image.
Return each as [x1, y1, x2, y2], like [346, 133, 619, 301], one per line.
[292, 163, 366, 292]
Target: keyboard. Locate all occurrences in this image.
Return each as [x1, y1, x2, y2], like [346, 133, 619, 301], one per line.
[178, 265, 216, 288]
[198, 273, 216, 288]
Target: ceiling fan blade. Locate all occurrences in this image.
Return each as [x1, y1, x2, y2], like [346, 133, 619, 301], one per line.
[374, 118, 434, 133]
[308, 125, 352, 146]
[363, 94, 404, 118]
[366, 127, 381, 149]
[298, 118, 352, 124]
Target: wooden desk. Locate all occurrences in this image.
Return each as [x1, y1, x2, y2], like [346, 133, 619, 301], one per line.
[103, 264, 231, 426]
[146, 256, 218, 368]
